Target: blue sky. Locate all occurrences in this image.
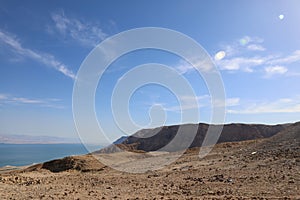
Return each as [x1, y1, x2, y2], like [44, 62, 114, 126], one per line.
[0, 0, 300, 143]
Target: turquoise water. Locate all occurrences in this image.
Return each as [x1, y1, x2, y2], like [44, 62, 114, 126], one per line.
[0, 143, 101, 167]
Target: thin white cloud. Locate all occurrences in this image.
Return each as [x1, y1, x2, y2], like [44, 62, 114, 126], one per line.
[264, 65, 288, 77]
[163, 95, 208, 111]
[50, 11, 107, 47]
[219, 36, 264, 57]
[212, 98, 240, 108]
[175, 58, 214, 74]
[216, 56, 267, 72]
[215, 36, 300, 77]
[228, 97, 300, 114]
[0, 30, 75, 79]
[0, 94, 8, 100]
[0, 93, 64, 108]
[268, 50, 300, 65]
[11, 97, 44, 104]
[221, 44, 237, 57]
[176, 63, 195, 74]
[177, 36, 269, 74]
[239, 36, 264, 45]
[216, 36, 268, 72]
[247, 44, 266, 51]
[217, 53, 298, 75]
[226, 98, 240, 107]
[164, 95, 239, 112]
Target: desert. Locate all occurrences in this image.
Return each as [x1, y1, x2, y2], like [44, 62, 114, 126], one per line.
[0, 122, 299, 199]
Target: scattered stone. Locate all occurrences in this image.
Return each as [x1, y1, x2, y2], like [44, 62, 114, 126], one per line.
[226, 178, 233, 183]
[209, 174, 225, 182]
[184, 176, 204, 183]
[288, 180, 295, 184]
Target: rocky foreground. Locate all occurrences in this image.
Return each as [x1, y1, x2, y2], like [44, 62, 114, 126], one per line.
[0, 122, 299, 199]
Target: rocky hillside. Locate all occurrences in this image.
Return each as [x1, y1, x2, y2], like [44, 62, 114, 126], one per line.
[245, 121, 300, 161]
[24, 122, 298, 174]
[98, 122, 290, 153]
[265, 121, 300, 145]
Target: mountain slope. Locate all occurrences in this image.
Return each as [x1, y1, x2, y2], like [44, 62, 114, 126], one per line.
[245, 121, 300, 160]
[99, 122, 289, 153]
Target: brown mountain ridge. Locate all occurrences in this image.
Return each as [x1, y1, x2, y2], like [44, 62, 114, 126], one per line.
[98, 122, 289, 153]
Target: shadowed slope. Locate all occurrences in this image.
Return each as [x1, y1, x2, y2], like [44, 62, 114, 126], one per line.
[99, 123, 288, 153]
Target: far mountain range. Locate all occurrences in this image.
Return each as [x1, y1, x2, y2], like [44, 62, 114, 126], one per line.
[0, 134, 81, 144]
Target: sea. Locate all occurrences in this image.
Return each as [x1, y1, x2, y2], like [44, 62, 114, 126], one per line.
[0, 143, 102, 168]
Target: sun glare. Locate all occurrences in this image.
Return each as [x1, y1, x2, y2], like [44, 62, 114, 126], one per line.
[214, 51, 226, 60]
[278, 14, 284, 20]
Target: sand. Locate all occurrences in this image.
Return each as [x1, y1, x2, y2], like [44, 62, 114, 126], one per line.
[0, 139, 299, 199]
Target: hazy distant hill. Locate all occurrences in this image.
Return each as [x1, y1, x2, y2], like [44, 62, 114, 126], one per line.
[0, 134, 80, 144]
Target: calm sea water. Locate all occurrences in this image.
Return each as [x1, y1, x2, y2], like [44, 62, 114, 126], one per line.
[0, 143, 102, 167]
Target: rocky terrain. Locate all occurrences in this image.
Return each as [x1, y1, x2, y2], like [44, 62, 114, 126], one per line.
[97, 123, 288, 153]
[0, 122, 299, 199]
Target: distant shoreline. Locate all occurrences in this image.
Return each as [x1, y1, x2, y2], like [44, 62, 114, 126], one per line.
[0, 143, 103, 168]
[0, 142, 82, 145]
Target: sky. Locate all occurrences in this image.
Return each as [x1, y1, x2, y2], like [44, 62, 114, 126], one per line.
[0, 0, 300, 144]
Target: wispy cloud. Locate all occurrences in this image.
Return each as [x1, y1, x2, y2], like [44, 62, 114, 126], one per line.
[11, 97, 44, 104]
[228, 97, 300, 114]
[0, 30, 75, 79]
[264, 65, 288, 77]
[0, 93, 64, 108]
[222, 98, 240, 107]
[176, 36, 268, 74]
[176, 62, 195, 74]
[247, 44, 266, 51]
[267, 50, 300, 65]
[0, 94, 8, 100]
[215, 36, 268, 72]
[239, 36, 264, 45]
[216, 52, 300, 76]
[163, 95, 239, 112]
[214, 36, 300, 77]
[50, 11, 107, 47]
[175, 57, 215, 74]
[217, 56, 267, 72]
[219, 36, 265, 56]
